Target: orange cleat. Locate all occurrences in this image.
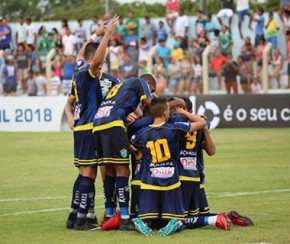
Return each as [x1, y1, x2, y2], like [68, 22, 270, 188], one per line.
[100, 211, 121, 231]
[227, 211, 254, 226]
[215, 213, 231, 231]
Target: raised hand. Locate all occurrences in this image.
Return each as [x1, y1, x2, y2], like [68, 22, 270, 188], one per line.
[96, 20, 108, 36]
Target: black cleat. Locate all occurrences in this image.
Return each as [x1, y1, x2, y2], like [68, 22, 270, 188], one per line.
[74, 220, 98, 231]
[119, 218, 136, 231]
[66, 212, 77, 229]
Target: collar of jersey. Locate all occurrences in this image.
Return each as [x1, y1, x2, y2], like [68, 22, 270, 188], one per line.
[149, 122, 166, 127]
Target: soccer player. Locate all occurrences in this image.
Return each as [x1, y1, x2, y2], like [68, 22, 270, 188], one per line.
[64, 16, 119, 231]
[130, 97, 206, 237]
[93, 74, 156, 230]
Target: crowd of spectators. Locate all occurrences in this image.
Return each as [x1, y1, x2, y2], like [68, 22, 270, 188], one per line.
[0, 0, 290, 97]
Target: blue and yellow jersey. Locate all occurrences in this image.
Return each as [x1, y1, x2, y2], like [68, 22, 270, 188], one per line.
[99, 73, 120, 99]
[93, 77, 152, 132]
[168, 113, 188, 123]
[130, 122, 191, 191]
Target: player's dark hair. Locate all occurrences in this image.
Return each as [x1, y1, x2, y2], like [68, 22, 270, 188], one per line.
[84, 42, 99, 60]
[139, 74, 156, 89]
[150, 97, 168, 118]
[182, 97, 193, 112]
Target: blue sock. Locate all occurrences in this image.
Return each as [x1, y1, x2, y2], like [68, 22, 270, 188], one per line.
[184, 215, 207, 229]
[104, 175, 116, 217]
[116, 176, 129, 219]
[76, 176, 95, 226]
[70, 174, 82, 211]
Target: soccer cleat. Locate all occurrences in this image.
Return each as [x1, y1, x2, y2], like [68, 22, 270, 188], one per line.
[87, 212, 98, 225]
[66, 212, 77, 229]
[215, 213, 231, 231]
[133, 217, 153, 236]
[74, 220, 98, 231]
[119, 218, 136, 231]
[227, 211, 254, 226]
[158, 218, 180, 237]
[100, 211, 121, 231]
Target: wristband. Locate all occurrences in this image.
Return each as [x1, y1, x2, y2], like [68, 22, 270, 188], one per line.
[90, 33, 98, 42]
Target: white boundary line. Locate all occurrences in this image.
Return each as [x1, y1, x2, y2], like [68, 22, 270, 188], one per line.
[0, 196, 69, 202]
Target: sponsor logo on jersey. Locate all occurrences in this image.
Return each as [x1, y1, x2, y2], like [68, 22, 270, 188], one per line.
[150, 167, 174, 179]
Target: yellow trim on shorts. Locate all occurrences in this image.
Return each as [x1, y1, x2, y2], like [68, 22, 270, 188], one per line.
[199, 210, 210, 215]
[140, 181, 181, 191]
[200, 184, 205, 189]
[131, 180, 141, 186]
[93, 120, 125, 132]
[189, 209, 200, 215]
[161, 214, 185, 220]
[73, 122, 93, 131]
[139, 213, 159, 220]
[179, 176, 200, 182]
[140, 94, 147, 101]
[97, 158, 129, 165]
[74, 158, 97, 162]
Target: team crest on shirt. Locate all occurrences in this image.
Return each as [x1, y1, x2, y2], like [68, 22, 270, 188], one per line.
[120, 149, 128, 158]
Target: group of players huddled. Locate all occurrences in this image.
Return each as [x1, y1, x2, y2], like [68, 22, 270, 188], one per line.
[64, 15, 253, 236]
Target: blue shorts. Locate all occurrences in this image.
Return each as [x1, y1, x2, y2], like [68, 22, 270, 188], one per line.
[74, 130, 97, 167]
[181, 181, 200, 216]
[238, 9, 250, 21]
[198, 184, 210, 215]
[139, 187, 184, 221]
[169, 77, 180, 88]
[267, 36, 277, 50]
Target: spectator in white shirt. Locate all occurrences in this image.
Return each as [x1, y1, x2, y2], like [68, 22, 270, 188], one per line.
[174, 9, 189, 40]
[35, 71, 47, 96]
[16, 16, 27, 45]
[62, 27, 76, 56]
[74, 19, 87, 54]
[237, 0, 253, 40]
[25, 18, 37, 48]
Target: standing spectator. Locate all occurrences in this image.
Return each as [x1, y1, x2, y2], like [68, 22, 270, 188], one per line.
[252, 8, 265, 47]
[251, 77, 262, 94]
[152, 56, 166, 95]
[36, 26, 48, 67]
[156, 21, 168, 43]
[46, 32, 56, 52]
[138, 38, 150, 75]
[52, 54, 62, 79]
[139, 16, 157, 47]
[50, 66, 61, 96]
[74, 19, 87, 54]
[108, 39, 120, 77]
[237, 55, 252, 94]
[27, 70, 37, 96]
[15, 16, 27, 45]
[255, 36, 267, 78]
[171, 41, 184, 61]
[265, 12, 280, 50]
[209, 29, 220, 57]
[89, 16, 100, 35]
[195, 10, 206, 37]
[287, 32, 290, 88]
[180, 54, 193, 94]
[117, 16, 127, 41]
[62, 27, 76, 56]
[168, 57, 181, 94]
[31, 55, 43, 74]
[14, 43, 30, 94]
[119, 54, 138, 80]
[155, 39, 171, 68]
[124, 11, 139, 37]
[174, 9, 189, 41]
[240, 36, 255, 62]
[222, 53, 239, 94]
[204, 13, 216, 39]
[60, 19, 68, 36]
[62, 55, 74, 96]
[25, 18, 37, 48]
[192, 55, 203, 94]
[127, 42, 139, 65]
[125, 30, 138, 52]
[279, 8, 290, 46]
[217, 0, 234, 28]
[210, 49, 227, 90]
[52, 28, 63, 53]
[35, 70, 47, 96]
[2, 56, 17, 96]
[219, 25, 232, 56]
[0, 18, 12, 51]
[196, 30, 209, 55]
[166, 0, 180, 34]
[271, 49, 284, 89]
[237, 0, 253, 40]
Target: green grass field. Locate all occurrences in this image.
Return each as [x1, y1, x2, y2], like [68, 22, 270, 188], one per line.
[1, 129, 290, 243]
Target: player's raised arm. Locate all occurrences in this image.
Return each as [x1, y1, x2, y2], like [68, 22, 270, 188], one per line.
[175, 107, 206, 132]
[90, 15, 119, 74]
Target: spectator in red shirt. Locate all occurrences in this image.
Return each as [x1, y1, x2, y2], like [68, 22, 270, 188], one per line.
[166, 0, 180, 34]
[210, 49, 227, 90]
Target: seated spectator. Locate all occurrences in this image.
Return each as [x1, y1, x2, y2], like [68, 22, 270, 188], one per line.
[27, 70, 37, 96]
[192, 55, 203, 94]
[168, 57, 181, 94]
[210, 49, 227, 90]
[196, 30, 209, 54]
[217, 0, 234, 28]
[240, 36, 255, 62]
[152, 56, 166, 96]
[155, 39, 171, 68]
[271, 49, 284, 89]
[222, 53, 239, 94]
[171, 41, 184, 61]
[237, 55, 252, 94]
[166, 0, 180, 34]
[251, 77, 262, 94]
[119, 54, 138, 80]
[2, 56, 17, 96]
[265, 11, 280, 50]
[195, 10, 206, 37]
[156, 21, 168, 43]
[127, 41, 139, 65]
[35, 70, 47, 96]
[204, 13, 216, 39]
[188, 38, 200, 58]
[252, 8, 265, 47]
[62, 55, 74, 96]
[219, 25, 232, 56]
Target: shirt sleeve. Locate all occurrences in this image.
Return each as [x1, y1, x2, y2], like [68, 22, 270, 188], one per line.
[138, 78, 152, 101]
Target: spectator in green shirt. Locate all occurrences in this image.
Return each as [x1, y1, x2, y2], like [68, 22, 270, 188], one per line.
[124, 11, 139, 37]
[219, 25, 232, 56]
